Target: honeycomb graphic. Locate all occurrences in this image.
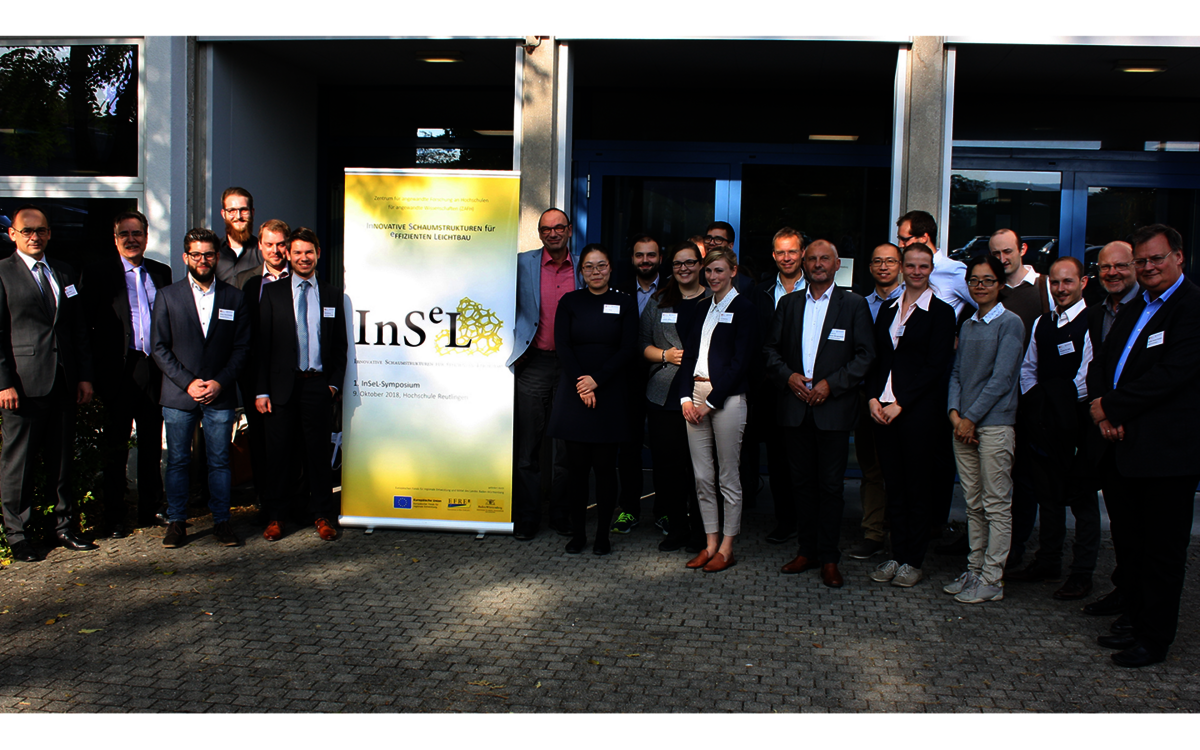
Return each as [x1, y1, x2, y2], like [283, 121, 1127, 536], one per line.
[436, 297, 504, 355]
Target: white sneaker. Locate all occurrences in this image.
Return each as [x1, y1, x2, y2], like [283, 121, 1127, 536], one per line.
[955, 578, 1005, 604]
[890, 564, 924, 587]
[943, 570, 977, 595]
[870, 559, 900, 582]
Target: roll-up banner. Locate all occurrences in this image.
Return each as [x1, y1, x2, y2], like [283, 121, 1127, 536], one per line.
[340, 168, 520, 534]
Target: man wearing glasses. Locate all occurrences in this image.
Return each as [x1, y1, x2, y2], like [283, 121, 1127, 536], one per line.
[216, 187, 262, 290]
[1086, 224, 1200, 668]
[0, 205, 96, 562]
[895, 210, 973, 319]
[151, 228, 251, 549]
[704, 221, 753, 293]
[80, 210, 173, 538]
[506, 208, 582, 540]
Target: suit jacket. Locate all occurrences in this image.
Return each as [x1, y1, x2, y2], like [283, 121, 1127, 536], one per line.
[505, 245, 583, 368]
[865, 293, 957, 425]
[234, 264, 265, 292]
[678, 292, 757, 409]
[763, 285, 875, 431]
[256, 275, 348, 405]
[0, 253, 92, 397]
[79, 255, 172, 396]
[1088, 277, 1200, 476]
[216, 237, 262, 289]
[150, 277, 251, 411]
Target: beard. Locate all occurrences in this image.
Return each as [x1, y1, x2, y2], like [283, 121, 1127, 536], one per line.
[636, 265, 660, 281]
[189, 266, 215, 285]
[225, 220, 252, 246]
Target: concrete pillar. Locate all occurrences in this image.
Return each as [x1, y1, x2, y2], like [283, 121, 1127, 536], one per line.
[517, 37, 569, 252]
[894, 37, 955, 242]
[143, 36, 191, 280]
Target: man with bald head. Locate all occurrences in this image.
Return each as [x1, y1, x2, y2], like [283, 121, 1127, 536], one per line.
[764, 239, 875, 588]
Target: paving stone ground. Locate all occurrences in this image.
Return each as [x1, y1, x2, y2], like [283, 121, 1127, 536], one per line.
[2, 485, 1198, 714]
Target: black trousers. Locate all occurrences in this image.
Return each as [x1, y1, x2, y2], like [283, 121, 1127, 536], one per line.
[1, 370, 74, 544]
[565, 440, 618, 540]
[100, 351, 163, 527]
[646, 405, 702, 542]
[513, 350, 568, 531]
[742, 395, 794, 528]
[786, 412, 850, 564]
[617, 394, 648, 519]
[872, 408, 945, 569]
[262, 375, 336, 522]
[1100, 459, 1198, 648]
[1028, 444, 1101, 575]
[1009, 437, 1038, 563]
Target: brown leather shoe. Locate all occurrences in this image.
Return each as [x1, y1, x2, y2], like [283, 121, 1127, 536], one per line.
[781, 554, 819, 574]
[821, 563, 845, 588]
[686, 549, 712, 569]
[263, 521, 283, 542]
[315, 518, 339, 541]
[702, 552, 736, 573]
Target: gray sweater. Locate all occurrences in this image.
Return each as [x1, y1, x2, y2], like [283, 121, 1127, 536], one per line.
[948, 303, 1025, 427]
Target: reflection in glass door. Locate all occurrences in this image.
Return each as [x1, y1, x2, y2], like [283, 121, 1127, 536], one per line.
[1085, 185, 1200, 276]
[599, 176, 715, 289]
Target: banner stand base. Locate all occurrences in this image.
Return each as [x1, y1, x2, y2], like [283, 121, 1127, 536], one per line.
[339, 516, 514, 536]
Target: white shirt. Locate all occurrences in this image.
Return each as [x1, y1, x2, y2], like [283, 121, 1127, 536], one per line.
[880, 287, 933, 403]
[929, 250, 975, 318]
[772, 273, 806, 308]
[1020, 297, 1089, 398]
[801, 284, 833, 379]
[189, 276, 216, 337]
[17, 251, 61, 302]
[684, 287, 740, 408]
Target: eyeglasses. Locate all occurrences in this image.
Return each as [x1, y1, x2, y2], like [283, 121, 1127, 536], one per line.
[1133, 254, 1174, 269]
[672, 258, 700, 269]
[1098, 262, 1133, 273]
[14, 227, 49, 238]
[538, 224, 569, 235]
[703, 235, 730, 245]
[966, 277, 998, 288]
[223, 207, 252, 216]
[896, 234, 914, 244]
[870, 258, 899, 268]
[582, 262, 610, 274]
[116, 230, 146, 240]
[185, 251, 217, 261]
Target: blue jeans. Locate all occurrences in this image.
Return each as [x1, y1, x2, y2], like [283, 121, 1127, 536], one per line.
[162, 405, 235, 524]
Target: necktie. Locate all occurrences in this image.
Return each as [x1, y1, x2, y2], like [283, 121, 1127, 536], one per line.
[36, 261, 56, 320]
[134, 267, 151, 354]
[298, 280, 311, 371]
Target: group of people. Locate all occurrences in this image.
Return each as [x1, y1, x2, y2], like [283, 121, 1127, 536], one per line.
[511, 207, 1199, 669]
[0, 188, 346, 561]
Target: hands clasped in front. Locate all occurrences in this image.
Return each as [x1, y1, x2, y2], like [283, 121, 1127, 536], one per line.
[788, 373, 830, 406]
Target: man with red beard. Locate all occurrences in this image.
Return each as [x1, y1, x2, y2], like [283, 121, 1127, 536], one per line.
[215, 187, 262, 289]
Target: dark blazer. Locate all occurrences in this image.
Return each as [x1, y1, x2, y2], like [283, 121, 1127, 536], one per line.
[216, 237, 262, 289]
[1088, 278, 1200, 476]
[679, 291, 757, 409]
[150, 278, 251, 411]
[865, 292, 957, 421]
[0, 253, 92, 397]
[234, 264, 266, 293]
[79, 255, 172, 395]
[256, 275, 348, 405]
[763, 285, 875, 431]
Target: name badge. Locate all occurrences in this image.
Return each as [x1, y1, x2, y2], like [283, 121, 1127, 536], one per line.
[1057, 340, 1075, 356]
[323, 307, 336, 318]
[828, 328, 846, 341]
[895, 325, 905, 337]
[218, 308, 234, 321]
[1147, 331, 1165, 348]
[64, 284, 78, 298]
[718, 312, 734, 324]
[603, 304, 620, 315]
[661, 312, 678, 324]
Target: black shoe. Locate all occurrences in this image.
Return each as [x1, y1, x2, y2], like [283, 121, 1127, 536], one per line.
[765, 525, 796, 544]
[1110, 613, 1133, 635]
[162, 521, 187, 548]
[9, 540, 40, 562]
[593, 536, 611, 556]
[552, 521, 573, 537]
[1098, 634, 1136, 650]
[213, 520, 240, 547]
[847, 537, 884, 560]
[934, 533, 970, 556]
[108, 524, 129, 539]
[56, 532, 98, 551]
[659, 533, 687, 552]
[1083, 589, 1125, 616]
[1005, 562, 1062, 583]
[1112, 642, 1167, 668]
[1053, 573, 1093, 600]
[513, 525, 538, 541]
[685, 536, 706, 554]
[565, 536, 586, 554]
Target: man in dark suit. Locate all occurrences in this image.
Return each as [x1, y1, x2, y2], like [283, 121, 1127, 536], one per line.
[255, 227, 347, 542]
[235, 219, 291, 507]
[0, 205, 97, 562]
[81, 210, 173, 538]
[151, 228, 251, 549]
[1087, 224, 1200, 668]
[763, 239, 875, 588]
[750, 227, 806, 545]
[215, 187, 262, 289]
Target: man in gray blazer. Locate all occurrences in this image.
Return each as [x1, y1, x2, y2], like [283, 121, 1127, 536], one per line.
[215, 187, 262, 290]
[506, 208, 582, 540]
[0, 205, 97, 562]
[763, 240, 875, 587]
[151, 228, 251, 549]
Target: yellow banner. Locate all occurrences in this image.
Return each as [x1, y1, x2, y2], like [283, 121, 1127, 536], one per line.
[340, 169, 519, 531]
